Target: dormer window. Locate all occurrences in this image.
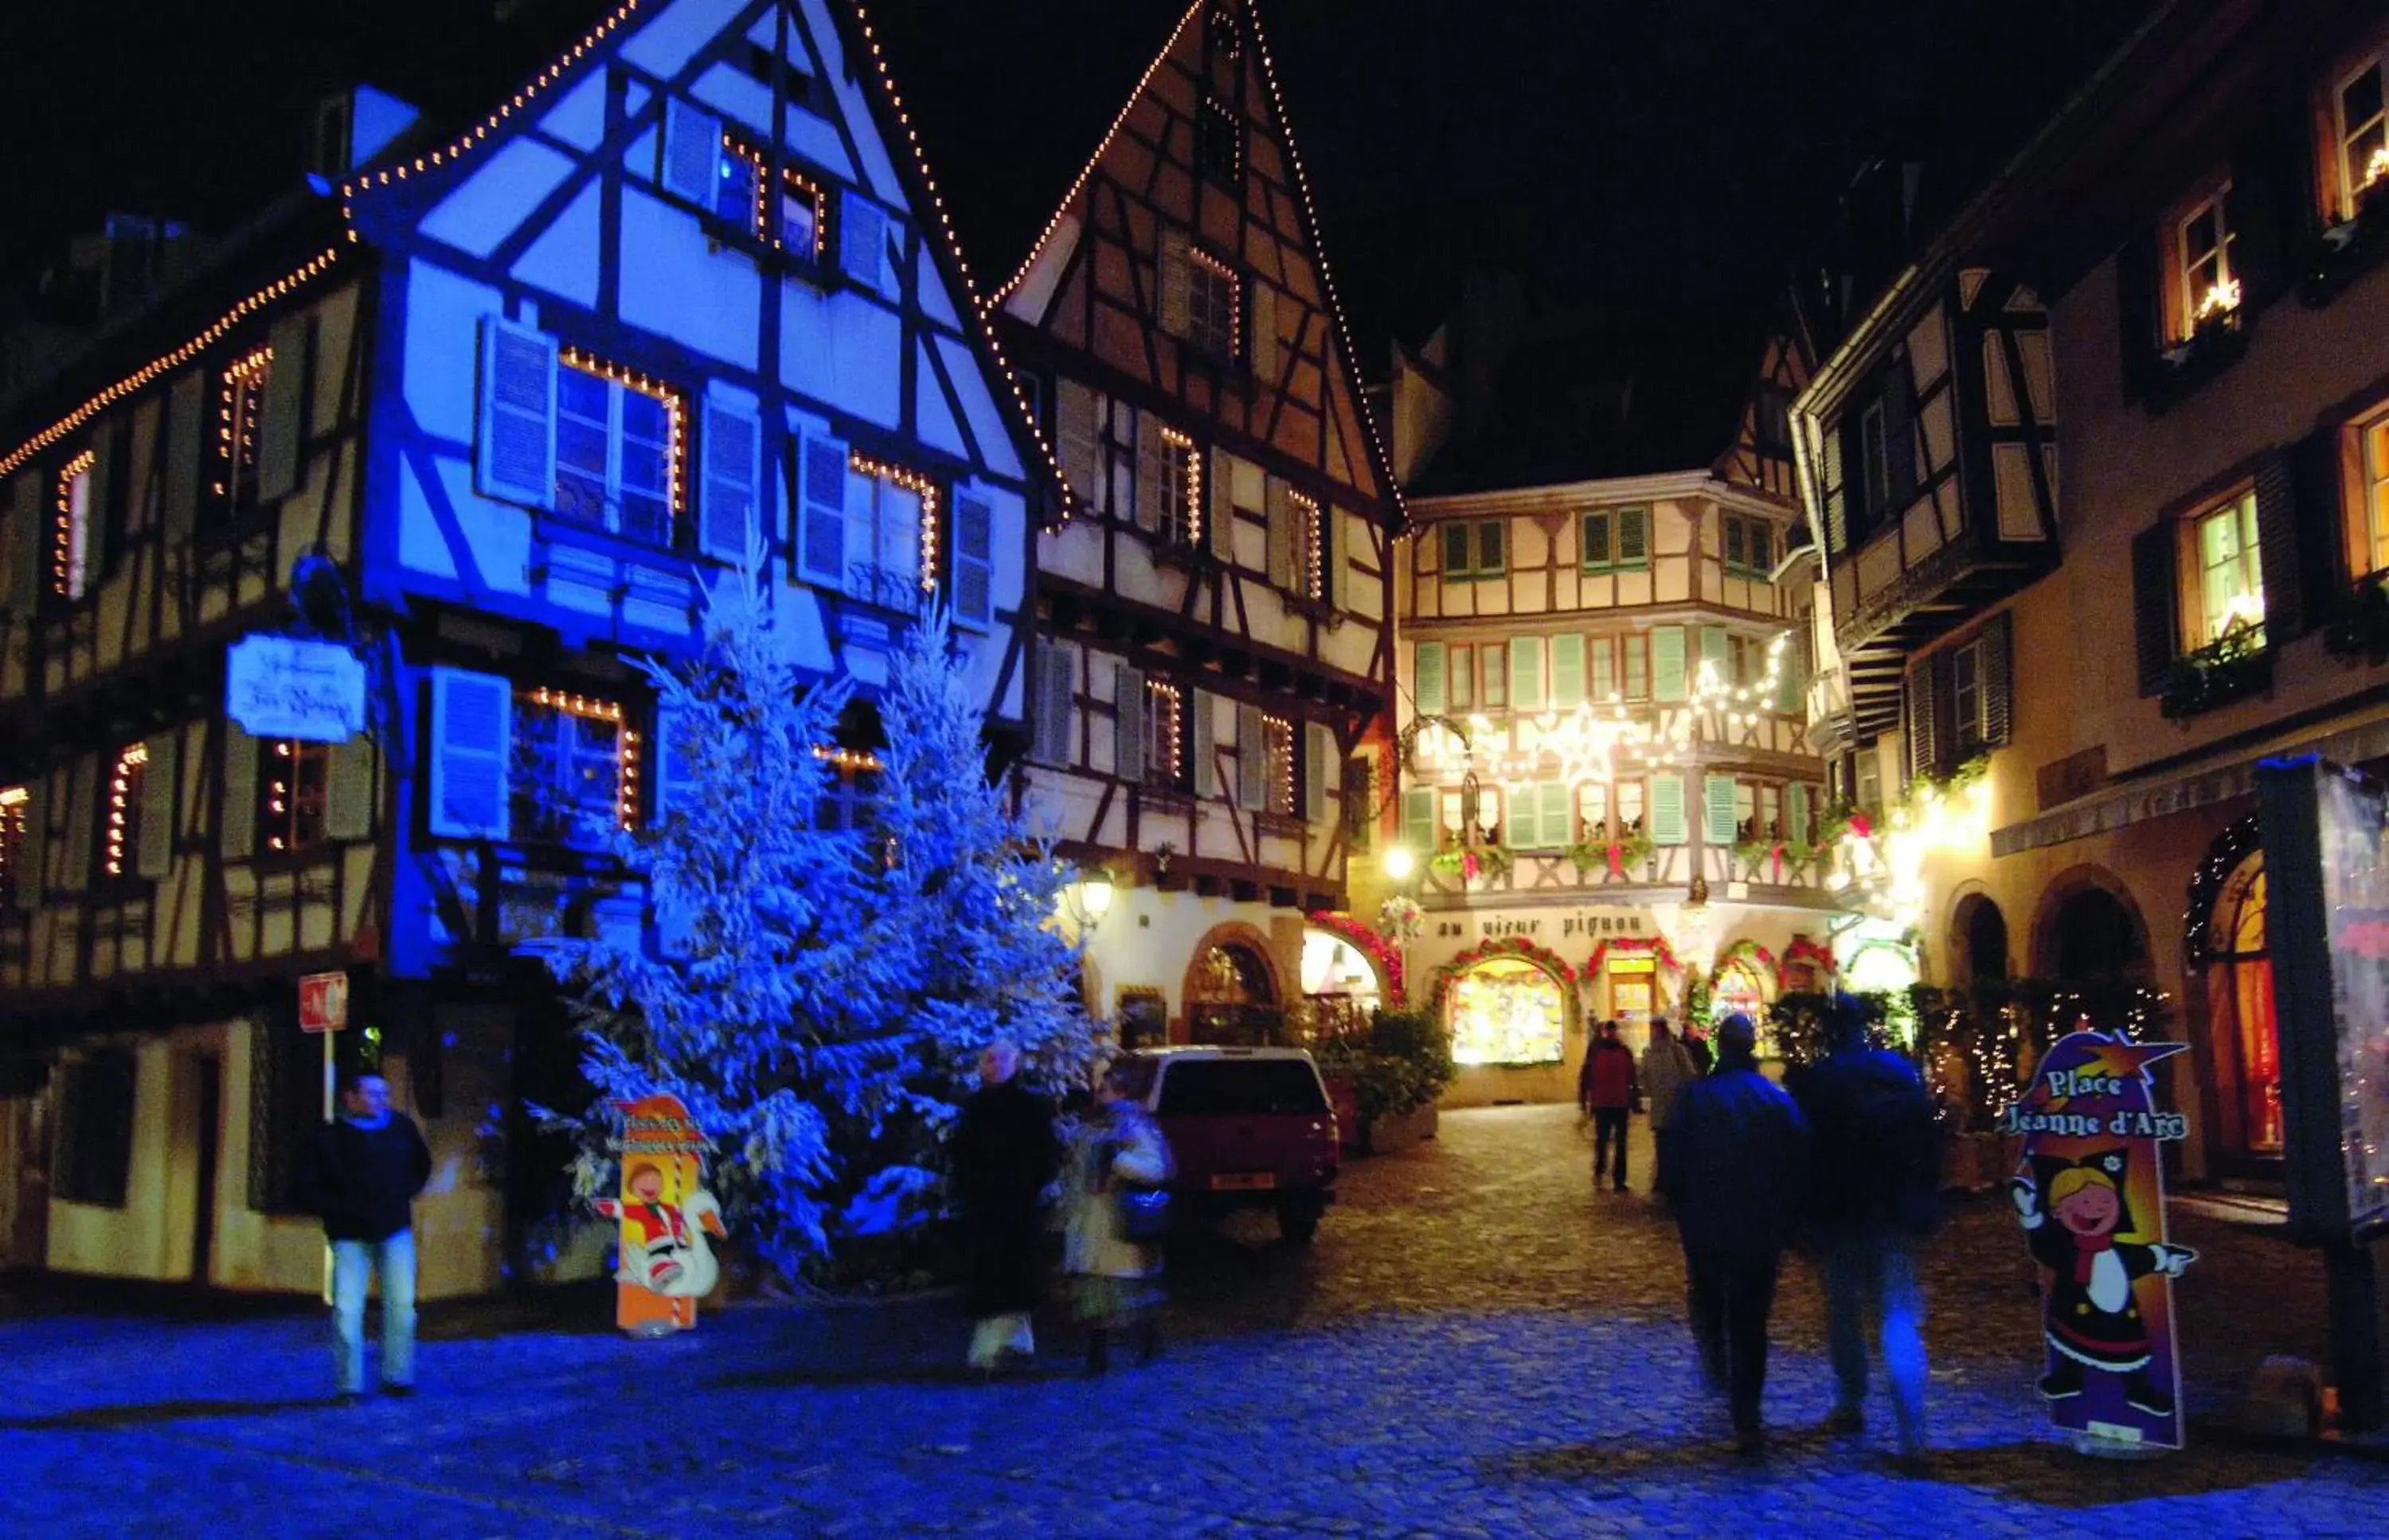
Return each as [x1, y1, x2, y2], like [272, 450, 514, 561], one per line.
[717, 135, 824, 259]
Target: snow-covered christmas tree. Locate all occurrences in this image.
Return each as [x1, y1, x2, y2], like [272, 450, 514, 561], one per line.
[539, 557, 1097, 1278]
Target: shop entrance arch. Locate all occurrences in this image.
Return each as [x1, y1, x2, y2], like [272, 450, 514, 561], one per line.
[2185, 815, 2278, 1166]
[1184, 928, 1284, 1046]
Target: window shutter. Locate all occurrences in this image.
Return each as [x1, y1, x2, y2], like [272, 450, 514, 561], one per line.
[1981, 612, 2016, 749]
[1821, 426, 1847, 553]
[11, 784, 43, 911]
[1582, 511, 1610, 568]
[1206, 445, 1235, 558]
[2115, 226, 2162, 407]
[1550, 633, 1585, 708]
[1591, 636, 1616, 701]
[1904, 660, 1940, 782]
[2130, 522, 2179, 694]
[795, 428, 850, 587]
[58, 760, 96, 893]
[1538, 780, 1573, 849]
[1112, 664, 1145, 784]
[1327, 506, 1351, 611]
[1132, 412, 1167, 534]
[659, 97, 722, 205]
[428, 667, 512, 839]
[1883, 373, 1919, 506]
[1402, 788, 1436, 852]
[1788, 783, 1811, 846]
[1619, 508, 1648, 565]
[475, 318, 557, 510]
[839, 190, 891, 296]
[4, 476, 41, 616]
[1413, 641, 1446, 714]
[1510, 635, 1544, 711]
[2228, 101, 2313, 311]
[1265, 477, 1296, 588]
[1235, 704, 1266, 811]
[698, 389, 762, 562]
[1652, 625, 1687, 702]
[2288, 428, 2348, 623]
[219, 724, 259, 858]
[648, 706, 695, 825]
[1191, 687, 1216, 795]
[1159, 230, 1192, 338]
[136, 732, 178, 880]
[1055, 378, 1101, 509]
[1699, 625, 1729, 690]
[162, 370, 206, 543]
[2251, 451, 2304, 642]
[325, 735, 377, 842]
[1303, 721, 1333, 824]
[1649, 772, 1687, 846]
[257, 312, 312, 503]
[85, 425, 114, 582]
[1703, 774, 1739, 846]
[1252, 283, 1281, 384]
[951, 487, 995, 629]
[1032, 644, 1077, 765]
[1774, 637, 1806, 715]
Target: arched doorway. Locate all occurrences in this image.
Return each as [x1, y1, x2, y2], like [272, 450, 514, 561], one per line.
[2186, 816, 2278, 1163]
[1445, 957, 1569, 1067]
[2043, 884, 2149, 980]
[1301, 928, 1386, 1041]
[1184, 935, 1283, 1046]
[1951, 893, 2010, 985]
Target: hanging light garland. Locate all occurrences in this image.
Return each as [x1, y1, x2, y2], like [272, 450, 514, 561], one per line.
[847, 452, 943, 592]
[104, 742, 150, 878]
[557, 347, 688, 516]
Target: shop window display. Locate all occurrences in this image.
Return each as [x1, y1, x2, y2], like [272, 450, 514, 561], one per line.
[1446, 957, 1566, 1065]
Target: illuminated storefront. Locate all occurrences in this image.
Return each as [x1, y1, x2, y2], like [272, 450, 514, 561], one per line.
[1446, 957, 1569, 1066]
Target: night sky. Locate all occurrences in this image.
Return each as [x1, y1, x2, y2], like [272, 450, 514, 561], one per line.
[0, 0, 2156, 350]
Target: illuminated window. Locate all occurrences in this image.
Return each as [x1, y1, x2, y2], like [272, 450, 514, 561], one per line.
[1582, 507, 1649, 573]
[2184, 490, 2265, 650]
[218, 346, 272, 510]
[1159, 427, 1199, 545]
[54, 449, 94, 600]
[104, 743, 147, 880]
[843, 455, 939, 610]
[0, 784, 25, 910]
[555, 350, 683, 545]
[1446, 957, 1566, 1065]
[2174, 190, 2238, 335]
[715, 136, 824, 258]
[1722, 513, 1774, 578]
[511, 689, 639, 845]
[1262, 713, 1296, 817]
[260, 740, 332, 854]
[2357, 405, 2389, 578]
[1293, 490, 1327, 601]
[1146, 679, 1188, 789]
[1187, 249, 1239, 361]
[2337, 53, 2389, 214]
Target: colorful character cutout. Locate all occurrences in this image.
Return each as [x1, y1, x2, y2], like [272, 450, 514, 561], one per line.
[596, 1093, 725, 1335]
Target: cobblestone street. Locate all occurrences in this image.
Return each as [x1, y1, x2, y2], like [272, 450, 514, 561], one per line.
[4, 1105, 2383, 1537]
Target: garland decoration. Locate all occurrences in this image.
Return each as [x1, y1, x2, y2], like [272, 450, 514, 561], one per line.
[1585, 932, 1680, 978]
[1306, 910, 1407, 1006]
[1781, 936, 1836, 981]
[1429, 935, 1578, 1018]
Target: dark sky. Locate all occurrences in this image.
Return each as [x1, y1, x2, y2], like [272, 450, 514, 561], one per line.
[0, 0, 2156, 341]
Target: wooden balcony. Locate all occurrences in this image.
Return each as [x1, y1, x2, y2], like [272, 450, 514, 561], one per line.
[1829, 514, 2055, 738]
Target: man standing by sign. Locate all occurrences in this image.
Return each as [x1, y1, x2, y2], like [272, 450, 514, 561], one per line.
[2002, 1032, 2196, 1450]
[299, 1072, 432, 1403]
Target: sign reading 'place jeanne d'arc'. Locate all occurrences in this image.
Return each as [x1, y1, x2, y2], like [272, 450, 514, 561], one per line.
[226, 635, 367, 743]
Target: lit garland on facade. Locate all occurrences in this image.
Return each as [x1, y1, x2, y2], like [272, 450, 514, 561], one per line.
[2366, 143, 2389, 197]
[525, 688, 639, 831]
[1187, 246, 1242, 359]
[1163, 424, 1201, 544]
[105, 742, 149, 878]
[725, 133, 826, 258]
[0, 249, 342, 483]
[1263, 712, 1295, 815]
[0, 784, 25, 902]
[2194, 277, 2242, 325]
[1149, 680, 1185, 781]
[557, 347, 688, 515]
[216, 346, 272, 501]
[53, 450, 95, 600]
[847, 452, 943, 592]
[1292, 487, 1324, 600]
[812, 746, 886, 774]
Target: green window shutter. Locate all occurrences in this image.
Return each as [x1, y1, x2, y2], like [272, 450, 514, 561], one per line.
[1402, 788, 1437, 851]
[1511, 635, 1544, 710]
[1618, 508, 1649, 566]
[1700, 626, 1730, 690]
[1653, 626, 1687, 702]
[1414, 641, 1446, 714]
[1591, 637, 1616, 702]
[1539, 781, 1573, 848]
[1550, 634, 1585, 708]
[1479, 519, 1505, 576]
[1704, 774, 1739, 845]
[1725, 517, 1747, 572]
[1788, 784, 1811, 845]
[1775, 637, 1806, 714]
[1582, 511, 1610, 569]
[1650, 773, 1687, 845]
[1441, 522, 1471, 577]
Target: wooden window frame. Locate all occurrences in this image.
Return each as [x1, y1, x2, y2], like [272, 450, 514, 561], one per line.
[1448, 642, 1476, 711]
[2356, 404, 2389, 580]
[717, 135, 827, 261]
[1721, 512, 1774, 580]
[53, 448, 95, 602]
[260, 738, 334, 856]
[1482, 640, 1509, 709]
[2332, 46, 2389, 219]
[1261, 713, 1298, 819]
[842, 452, 940, 612]
[2166, 183, 2238, 341]
[1145, 679, 1189, 791]
[1186, 248, 1241, 363]
[218, 346, 273, 514]
[2178, 487, 2266, 651]
[553, 349, 686, 548]
[100, 742, 147, 885]
[510, 686, 640, 847]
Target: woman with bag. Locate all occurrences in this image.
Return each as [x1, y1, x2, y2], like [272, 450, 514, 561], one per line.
[1065, 1059, 1174, 1374]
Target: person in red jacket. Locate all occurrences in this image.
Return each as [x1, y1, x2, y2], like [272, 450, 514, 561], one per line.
[1577, 1019, 1641, 1193]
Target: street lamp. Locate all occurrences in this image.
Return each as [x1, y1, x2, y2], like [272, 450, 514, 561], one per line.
[1382, 845, 1417, 884]
[1077, 875, 1116, 924]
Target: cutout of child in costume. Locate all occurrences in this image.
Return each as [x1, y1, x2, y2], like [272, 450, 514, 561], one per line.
[596, 1161, 725, 1294]
[2010, 1148, 2196, 1416]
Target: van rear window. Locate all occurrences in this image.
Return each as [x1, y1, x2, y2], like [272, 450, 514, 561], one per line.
[1156, 1059, 1327, 1116]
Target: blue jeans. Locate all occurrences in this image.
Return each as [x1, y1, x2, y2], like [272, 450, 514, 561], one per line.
[331, 1230, 417, 1394]
[1824, 1233, 1926, 1451]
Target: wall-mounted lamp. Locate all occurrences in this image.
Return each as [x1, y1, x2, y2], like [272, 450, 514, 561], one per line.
[1382, 845, 1417, 884]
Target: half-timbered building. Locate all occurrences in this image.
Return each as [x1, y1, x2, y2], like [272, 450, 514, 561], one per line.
[985, 1, 1403, 1045]
[0, 0, 1050, 1294]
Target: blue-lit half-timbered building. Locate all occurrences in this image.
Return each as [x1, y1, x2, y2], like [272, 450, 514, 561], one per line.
[0, 0, 1050, 1297]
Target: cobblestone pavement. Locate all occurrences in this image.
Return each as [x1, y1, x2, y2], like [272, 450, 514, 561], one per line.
[4, 1105, 2384, 1538]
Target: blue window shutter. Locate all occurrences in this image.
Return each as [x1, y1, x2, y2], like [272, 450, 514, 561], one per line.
[952, 487, 995, 629]
[660, 98, 723, 205]
[10, 782, 44, 911]
[839, 190, 891, 296]
[1704, 774, 1739, 846]
[3, 473, 41, 616]
[1650, 773, 1687, 845]
[1191, 688, 1216, 795]
[1032, 644, 1077, 765]
[1235, 704, 1266, 811]
[796, 428, 850, 587]
[1788, 784, 1811, 845]
[1550, 634, 1585, 709]
[698, 387, 762, 562]
[1511, 635, 1543, 710]
[1304, 722, 1333, 824]
[651, 705, 697, 828]
[1114, 665, 1145, 784]
[1413, 642, 1445, 714]
[135, 732, 178, 880]
[161, 371, 206, 545]
[326, 735, 377, 842]
[475, 318, 557, 510]
[1653, 626, 1687, 702]
[429, 667, 512, 839]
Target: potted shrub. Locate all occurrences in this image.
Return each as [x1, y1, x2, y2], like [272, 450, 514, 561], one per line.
[1312, 1007, 1456, 1155]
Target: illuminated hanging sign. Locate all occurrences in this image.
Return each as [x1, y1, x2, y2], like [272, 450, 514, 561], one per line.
[227, 635, 368, 742]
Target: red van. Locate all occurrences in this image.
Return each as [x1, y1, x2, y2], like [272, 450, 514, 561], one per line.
[1128, 1046, 1339, 1242]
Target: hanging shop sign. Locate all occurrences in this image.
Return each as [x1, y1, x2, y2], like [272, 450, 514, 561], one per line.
[226, 635, 368, 743]
[298, 971, 348, 1034]
[594, 1093, 726, 1337]
[2001, 1031, 2197, 1451]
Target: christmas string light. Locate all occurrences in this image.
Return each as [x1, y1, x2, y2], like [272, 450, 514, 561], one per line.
[1263, 712, 1295, 815]
[53, 450, 94, 600]
[1187, 247, 1242, 360]
[724, 132, 826, 258]
[1163, 424, 1201, 544]
[1149, 681, 1185, 781]
[104, 742, 149, 878]
[1292, 487, 1323, 600]
[811, 746, 886, 774]
[847, 452, 943, 592]
[557, 347, 687, 514]
[526, 690, 637, 831]
[215, 346, 272, 502]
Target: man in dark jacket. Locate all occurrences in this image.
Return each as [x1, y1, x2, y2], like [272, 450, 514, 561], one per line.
[951, 1040, 1060, 1370]
[1788, 993, 1940, 1459]
[1658, 1014, 1809, 1453]
[299, 1072, 432, 1402]
[1577, 1020, 1640, 1193]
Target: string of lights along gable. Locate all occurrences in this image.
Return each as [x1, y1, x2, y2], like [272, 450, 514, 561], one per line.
[0, 250, 341, 483]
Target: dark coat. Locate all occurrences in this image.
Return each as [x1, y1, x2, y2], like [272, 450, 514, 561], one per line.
[1787, 1046, 1942, 1239]
[1658, 1060, 1811, 1258]
[950, 1081, 1059, 1316]
[300, 1112, 432, 1243]
[1578, 1040, 1640, 1110]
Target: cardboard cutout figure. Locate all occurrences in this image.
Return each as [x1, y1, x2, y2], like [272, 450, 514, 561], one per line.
[595, 1094, 725, 1335]
[2001, 1030, 2197, 1449]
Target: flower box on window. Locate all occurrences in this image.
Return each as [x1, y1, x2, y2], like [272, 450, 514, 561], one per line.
[2145, 307, 2250, 415]
[2301, 183, 2389, 309]
[2160, 630, 2274, 719]
[2326, 569, 2389, 662]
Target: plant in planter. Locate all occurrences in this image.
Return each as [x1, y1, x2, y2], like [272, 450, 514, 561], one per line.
[1567, 830, 1653, 879]
[1430, 843, 1514, 884]
[1312, 1006, 1456, 1153]
[2327, 569, 2389, 663]
[2160, 626, 2272, 719]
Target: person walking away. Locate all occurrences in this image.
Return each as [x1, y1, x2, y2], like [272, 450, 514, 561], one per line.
[1682, 1026, 1715, 1078]
[1578, 1020, 1640, 1193]
[1789, 993, 1941, 1460]
[299, 1071, 432, 1404]
[1065, 1059, 1174, 1374]
[951, 1040, 1060, 1371]
[1659, 1014, 1810, 1454]
[1640, 1018, 1698, 1191]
